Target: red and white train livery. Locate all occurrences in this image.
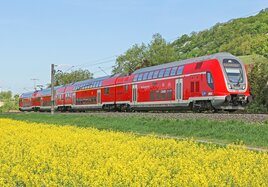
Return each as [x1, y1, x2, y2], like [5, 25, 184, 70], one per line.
[19, 53, 252, 112]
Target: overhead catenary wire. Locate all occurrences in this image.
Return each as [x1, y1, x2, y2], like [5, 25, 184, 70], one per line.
[64, 56, 117, 73]
[56, 8, 264, 77]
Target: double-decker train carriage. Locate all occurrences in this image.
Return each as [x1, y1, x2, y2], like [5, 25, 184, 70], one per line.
[19, 52, 252, 112]
[39, 88, 53, 111]
[130, 52, 251, 112]
[19, 91, 34, 111]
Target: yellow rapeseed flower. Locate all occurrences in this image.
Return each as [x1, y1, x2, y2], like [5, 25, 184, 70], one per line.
[0, 118, 267, 186]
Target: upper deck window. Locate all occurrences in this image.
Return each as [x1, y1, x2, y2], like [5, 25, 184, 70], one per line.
[143, 72, 148, 80]
[177, 66, 184, 75]
[153, 70, 159, 79]
[98, 81, 102, 87]
[133, 74, 139, 82]
[170, 67, 177, 76]
[148, 71, 154, 80]
[138, 73, 143, 81]
[158, 69, 165, 78]
[164, 68, 171, 77]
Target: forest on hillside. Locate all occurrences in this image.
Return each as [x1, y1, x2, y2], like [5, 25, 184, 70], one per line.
[113, 9, 268, 74]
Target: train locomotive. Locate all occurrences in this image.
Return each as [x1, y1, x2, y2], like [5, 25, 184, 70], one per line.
[19, 53, 252, 112]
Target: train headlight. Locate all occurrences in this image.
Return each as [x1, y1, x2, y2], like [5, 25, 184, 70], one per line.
[228, 84, 232, 89]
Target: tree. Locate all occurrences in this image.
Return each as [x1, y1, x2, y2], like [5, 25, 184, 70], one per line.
[247, 55, 268, 112]
[0, 91, 19, 112]
[112, 33, 178, 74]
[53, 69, 93, 86]
[0, 91, 12, 100]
[147, 33, 178, 66]
[112, 43, 148, 74]
[171, 10, 268, 60]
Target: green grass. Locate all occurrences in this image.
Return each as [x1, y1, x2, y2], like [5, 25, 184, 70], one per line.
[238, 55, 267, 64]
[1, 113, 268, 149]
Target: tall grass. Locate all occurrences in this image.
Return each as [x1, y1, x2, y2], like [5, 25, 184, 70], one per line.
[0, 113, 268, 148]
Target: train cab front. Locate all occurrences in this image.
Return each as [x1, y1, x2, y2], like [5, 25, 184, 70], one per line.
[220, 58, 252, 110]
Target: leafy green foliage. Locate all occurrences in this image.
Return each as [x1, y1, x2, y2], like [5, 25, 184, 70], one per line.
[247, 56, 268, 112]
[172, 10, 268, 59]
[114, 10, 268, 73]
[53, 69, 93, 86]
[0, 91, 19, 112]
[113, 34, 177, 74]
[239, 55, 267, 64]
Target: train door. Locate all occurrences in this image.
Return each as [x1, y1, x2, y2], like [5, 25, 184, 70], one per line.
[175, 79, 183, 102]
[72, 92, 76, 105]
[132, 84, 138, 105]
[97, 89, 101, 106]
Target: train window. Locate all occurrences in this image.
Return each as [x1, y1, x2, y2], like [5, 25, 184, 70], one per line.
[191, 82, 195, 92]
[167, 90, 172, 100]
[124, 85, 128, 92]
[196, 82, 200, 92]
[156, 90, 160, 100]
[164, 68, 171, 77]
[170, 67, 177, 76]
[150, 91, 155, 100]
[148, 71, 154, 80]
[206, 72, 214, 89]
[161, 90, 167, 100]
[143, 72, 148, 80]
[153, 70, 159, 79]
[223, 59, 243, 83]
[99, 81, 102, 87]
[177, 66, 184, 75]
[134, 74, 139, 82]
[138, 74, 143, 81]
[158, 69, 165, 78]
[104, 87, 110, 95]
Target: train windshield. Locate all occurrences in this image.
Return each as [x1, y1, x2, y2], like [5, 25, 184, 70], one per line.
[223, 59, 243, 83]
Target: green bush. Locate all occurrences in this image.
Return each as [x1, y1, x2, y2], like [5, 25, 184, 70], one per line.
[247, 55, 268, 112]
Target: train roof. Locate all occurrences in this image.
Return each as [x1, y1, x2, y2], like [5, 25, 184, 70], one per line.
[72, 75, 110, 90]
[39, 88, 51, 96]
[73, 76, 110, 86]
[20, 91, 34, 98]
[132, 52, 238, 74]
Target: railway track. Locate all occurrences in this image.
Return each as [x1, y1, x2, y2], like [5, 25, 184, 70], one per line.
[2, 111, 268, 123]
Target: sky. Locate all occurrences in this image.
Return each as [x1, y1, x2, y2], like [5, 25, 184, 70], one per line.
[0, 0, 267, 94]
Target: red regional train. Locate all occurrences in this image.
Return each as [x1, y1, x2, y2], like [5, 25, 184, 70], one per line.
[19, 53, 252, 112]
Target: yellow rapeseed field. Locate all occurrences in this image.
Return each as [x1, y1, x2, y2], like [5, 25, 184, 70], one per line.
[0, 118, 267, 186]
